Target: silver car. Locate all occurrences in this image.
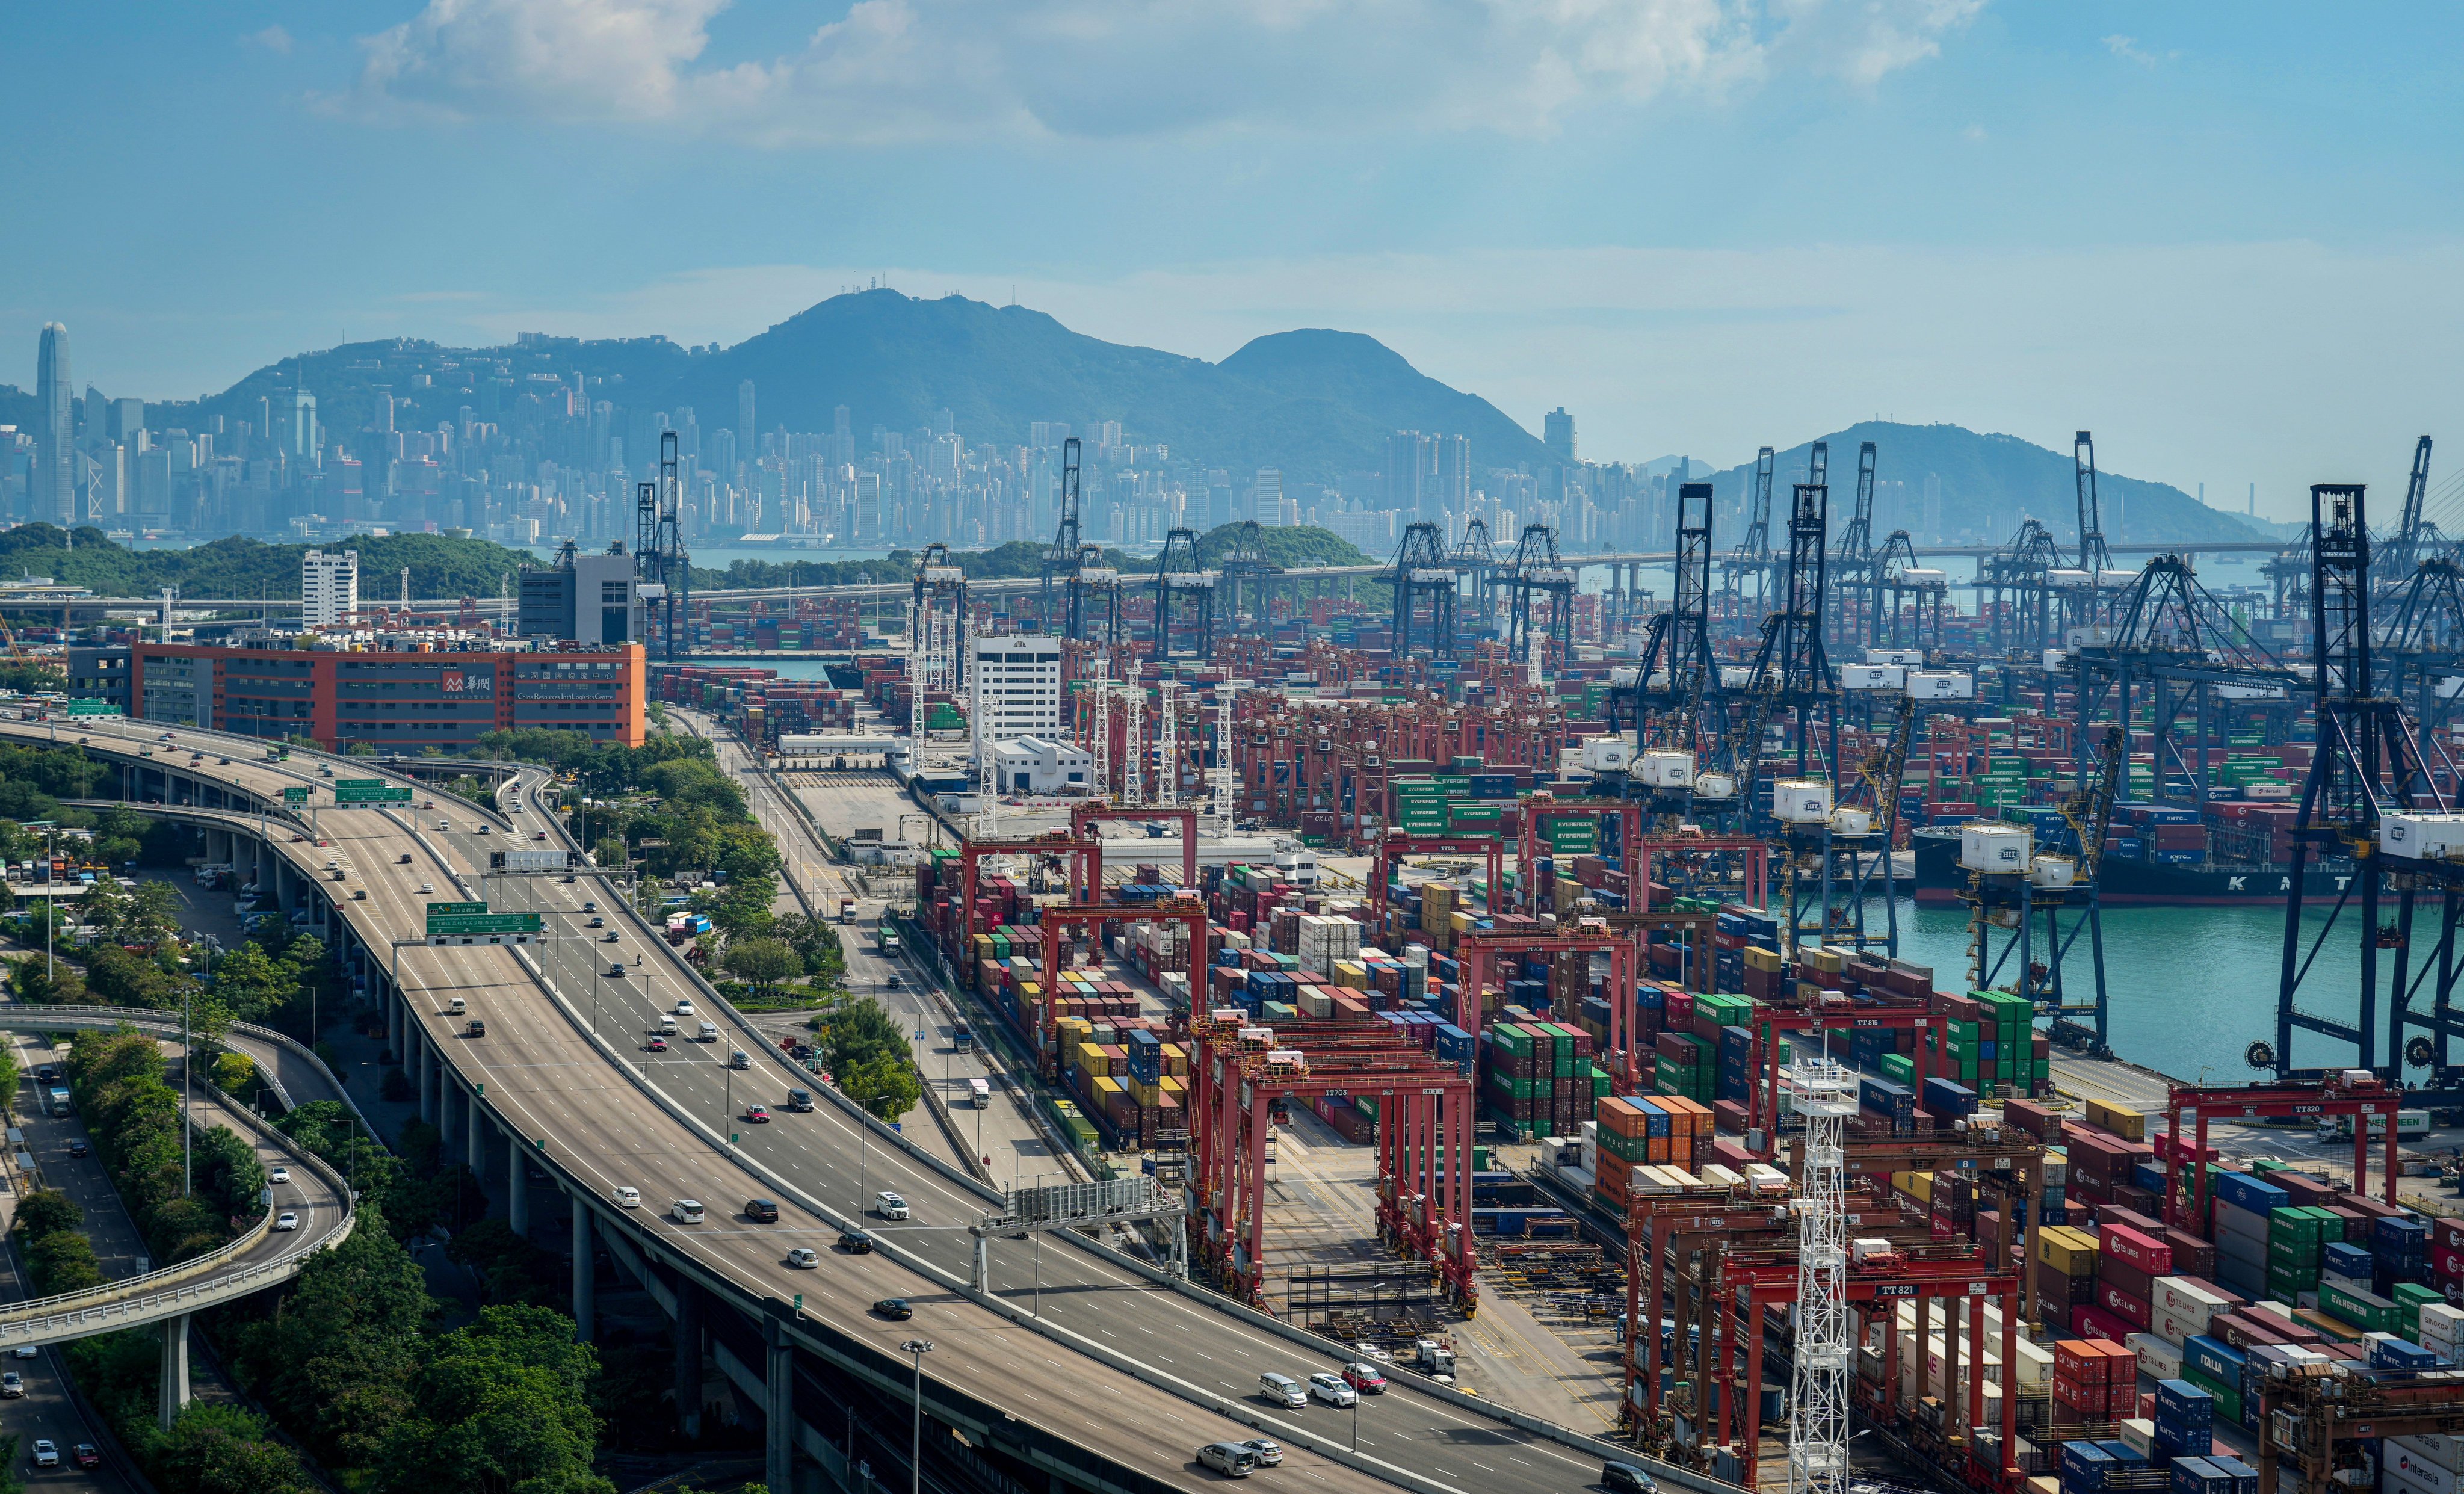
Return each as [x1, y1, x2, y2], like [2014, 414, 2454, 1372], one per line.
[1308, 1371, 1357, 1407]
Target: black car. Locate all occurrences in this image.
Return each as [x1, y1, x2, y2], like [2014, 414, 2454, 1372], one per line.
[787, 1088, 814, 1111]
[66, 1140, 87, 1158]
[839, 1229, 874, 1253]
[872, 1298, 913, 1320]
[745, 1199, 780, 1223]
[1603, 1464, 1660, 1494]
[35, 1066, 55, 1086]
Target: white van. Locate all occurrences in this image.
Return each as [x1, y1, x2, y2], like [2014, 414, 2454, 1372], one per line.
[697, 1022, 720, 1043]
[1197, 1444, 1257, 1479]
[1259, 1372, 1306, 1409]
[658, 1015, 678, 1036]
[672, 1199, 705, 1224]
[612, 1186, 641, 1209]
[448, 996, 466, 1015]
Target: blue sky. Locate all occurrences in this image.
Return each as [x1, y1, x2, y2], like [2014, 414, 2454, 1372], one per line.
[7, 2, 2461, 522]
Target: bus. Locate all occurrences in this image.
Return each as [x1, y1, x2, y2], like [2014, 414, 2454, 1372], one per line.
[968, 1078, 990, 1109]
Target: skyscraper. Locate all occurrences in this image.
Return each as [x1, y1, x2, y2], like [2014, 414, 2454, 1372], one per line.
[1383, 431, 1431, 514]
[1544, 407, 1576, 465]
[34, 324, 73, 525]
[737, 381, 756, 459]
[302, 548, 360, 628]
[1433, 434, 1471, 520]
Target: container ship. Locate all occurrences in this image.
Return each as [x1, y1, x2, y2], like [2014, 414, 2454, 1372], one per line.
[1911, 824, 2354, 906]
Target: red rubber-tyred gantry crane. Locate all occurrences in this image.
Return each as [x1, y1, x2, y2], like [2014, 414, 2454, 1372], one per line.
[957, 831, 1105, 943]
[1035, 897, 1211, 1073]
[1516, 795, 1643, 915]
[1632, 833, 1772, 912]
[2161, 1072, 2405, 1232]
[1454, 925, 1644, 1087]
[1185, 1011, 1478, 1312]
[1069, 802, 1198, 889]
[1366, 833, 1505, 931]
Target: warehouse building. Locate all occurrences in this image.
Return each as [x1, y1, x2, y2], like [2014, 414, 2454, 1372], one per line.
[128, 630, 645, 753]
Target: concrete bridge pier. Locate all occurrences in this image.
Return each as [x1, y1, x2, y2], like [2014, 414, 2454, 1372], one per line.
[466, 1086, 486, 1175]
[416, 1029, 436, 1125]
[570, 1205, 594, 1342]
[389, 988, 404, 1064]
[765, 1312, 795, 1494]
[506, 1128, 529, 1239]
[675, 1280, 705, 1441]
[157, 1313, 190, 1430]
[437, 1067, 459, 1150]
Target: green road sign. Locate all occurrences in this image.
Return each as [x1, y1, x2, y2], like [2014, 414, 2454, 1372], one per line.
[65, 699, 121, 717]
[426, 901, 487, 917]
[425, 911, 543, 937]
[334, 785, 412, 804]
[333, 778, 384, 789]
[281, 786, 311, 806]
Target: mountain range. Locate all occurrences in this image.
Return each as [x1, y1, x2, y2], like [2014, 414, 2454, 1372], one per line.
[1, 290, 2274, 546]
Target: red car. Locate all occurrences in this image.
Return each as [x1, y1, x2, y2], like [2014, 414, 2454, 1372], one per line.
[1341, 1363, 1388, 1394]
[647, 1037, 668, 1052]
[745, 1104, 771, 1123]
[72, 1445, 100, 1471]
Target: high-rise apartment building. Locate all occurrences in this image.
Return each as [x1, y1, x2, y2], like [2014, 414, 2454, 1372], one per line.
[1544, 407, 1576, 465]
[1383, 431, 1432, 514]
[291, 389, 319, 460]
[34, 324, 73, 525]
[302, 548, 360, 628]
[737, 381, 756, 457]
[1252, 468, 1283, 525]
[1433, 435, 1471, 519]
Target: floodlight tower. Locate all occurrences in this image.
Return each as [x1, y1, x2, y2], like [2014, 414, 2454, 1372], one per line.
[1785, 1052, 1854, 1494]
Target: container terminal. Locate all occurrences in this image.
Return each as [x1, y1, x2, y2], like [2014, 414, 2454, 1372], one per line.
[644, 439, 2464, 1494]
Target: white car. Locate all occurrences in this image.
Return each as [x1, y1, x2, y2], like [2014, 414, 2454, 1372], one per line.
[29, 1440, 55, 1468]
[11, 1345, 33, 1360]
[1308, 1371, 1358, 1407]
[673, 1199, 705, 1224]
[268, 1166, 290, 1185]
[674, 999, 696, 1016]
[273, 1211, 299, 1232]
[875, 1191, 910, 1221]
[786, 1247, 820, 1268]
[613, 1186, 641, 1209]
[418, 883, 434, 895]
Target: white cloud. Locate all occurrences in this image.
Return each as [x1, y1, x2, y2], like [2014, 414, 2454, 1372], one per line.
[2103, 33, 2162, 67]
[332, 0, 1981, 141]
[433, 238, 2464, 518]
[246, 23, 295, 54]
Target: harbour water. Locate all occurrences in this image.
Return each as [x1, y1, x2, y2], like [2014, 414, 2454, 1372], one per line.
[1870, 896, 2422, 1087]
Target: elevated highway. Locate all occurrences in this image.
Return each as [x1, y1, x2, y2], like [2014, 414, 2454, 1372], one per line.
[17, 715, 1721, 1494]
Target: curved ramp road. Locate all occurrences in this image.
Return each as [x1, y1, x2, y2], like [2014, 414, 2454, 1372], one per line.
[7, 715, 1715, 1494]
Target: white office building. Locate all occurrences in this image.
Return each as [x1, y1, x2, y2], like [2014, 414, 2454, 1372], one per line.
[990, 736, 1092, 795]
[966, 634, 1064, 740]
[302, 548, 359, 629]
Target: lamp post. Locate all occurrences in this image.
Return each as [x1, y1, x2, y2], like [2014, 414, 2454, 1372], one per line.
[900, 1338, 933, 1494]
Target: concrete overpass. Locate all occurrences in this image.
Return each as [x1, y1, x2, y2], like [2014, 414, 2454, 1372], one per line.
[25, 714, 1734, 1494]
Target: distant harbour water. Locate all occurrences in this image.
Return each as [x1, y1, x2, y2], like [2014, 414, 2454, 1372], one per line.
[1867, 895, 2413, 1085]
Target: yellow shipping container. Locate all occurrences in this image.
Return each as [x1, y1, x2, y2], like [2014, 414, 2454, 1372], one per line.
[1744, 946, 1785, 972]
[1892, 1170, 1934, 1204]
[1161, 1043, 1190, 1076]
[1810, 946, 1847, 975]
[1091, 1076, 1127, 1105]
[2083, 1098, 2146, 1143]
[1129, 1077, 1161, 1108]
[1333, 960, 1370, 990]
[1424, 884, 1456, 915]
[1159, 1075, 1187, 1100]
[1079, 1049, 1113, 1078]
[2035, 1226, 2099, 1276]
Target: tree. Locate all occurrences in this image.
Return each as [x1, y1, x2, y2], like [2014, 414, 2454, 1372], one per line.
[233, 1206, 430, 1469]
[723, 937, 799, 996]
[841, 1053, 922, 1121]
[10, 955, 86, 1007]
[0, 1042, 20, 1117]
[372, 1305, 614, 1494]
[12, 1190, 80, 1242]
[824, 996, 910, 1073]
[26, 1230, 102, 1294]
[153, 1403, 319, 1494]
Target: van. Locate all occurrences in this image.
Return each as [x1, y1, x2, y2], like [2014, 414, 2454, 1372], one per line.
[697, 1022, 720, 1043]
[1196, 1444, 1256, 1479]
[658, 1016, 678, 1036]
[787, 1088, 814, 1112]
[611, 1186, 641, 1209]
[1259, 1373, 1306, 1409]
[448, 997, 467, 1015]
[672, 1199, 704, 1224]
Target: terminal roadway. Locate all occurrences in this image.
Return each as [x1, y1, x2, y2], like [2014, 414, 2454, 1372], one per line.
[24, 717, 1670, 1494]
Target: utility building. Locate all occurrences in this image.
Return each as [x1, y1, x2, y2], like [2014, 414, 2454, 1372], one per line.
[966, 634, 1063, 739]
[518, 540, 646, 647]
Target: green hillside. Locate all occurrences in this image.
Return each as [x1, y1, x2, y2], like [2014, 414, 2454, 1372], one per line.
[0, 526, 547, 602]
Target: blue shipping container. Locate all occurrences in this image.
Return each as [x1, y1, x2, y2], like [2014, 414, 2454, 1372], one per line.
[2184, 1335, 2246, 1383]
[2208, 1457, 2258, 1494]
[2155, 1380, 2215, 1422]
[2171, 1459, 2232, 1494]
[2212, 1173, 2290, 1215]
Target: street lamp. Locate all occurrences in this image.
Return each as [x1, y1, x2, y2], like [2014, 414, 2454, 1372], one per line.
[899, 1338, 933, 1494]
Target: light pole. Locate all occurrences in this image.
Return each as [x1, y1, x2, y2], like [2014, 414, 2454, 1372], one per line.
[182, 981, 193, 1197]
[900, 1338, 933, 1494]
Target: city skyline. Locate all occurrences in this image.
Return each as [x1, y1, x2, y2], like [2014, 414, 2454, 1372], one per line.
[5, 4, 2461, 524]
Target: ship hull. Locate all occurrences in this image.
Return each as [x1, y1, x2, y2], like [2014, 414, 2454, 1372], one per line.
[1911, 829, 2354, 907]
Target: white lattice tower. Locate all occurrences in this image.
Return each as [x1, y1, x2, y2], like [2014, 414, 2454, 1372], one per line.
[906, 599, 923, 730]
[1526, 628, 1543, 687]
[1784, 1054, 1854, 1494]
[1123, 658, 1145, 807]
[1088, 650, 1111, 798]
[974, 642, 999, 836]
[1213, 679, 1241, 835]
[1159, 680, 1180, 807]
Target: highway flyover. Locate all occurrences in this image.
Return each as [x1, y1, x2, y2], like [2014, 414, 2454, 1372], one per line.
[9, 715, 1723, 1494]
[0, 1004, 355, 1428]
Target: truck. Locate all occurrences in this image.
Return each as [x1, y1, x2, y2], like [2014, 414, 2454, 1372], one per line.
[838, 897, 857, 924]
[952, 1022, 972, 1052]
[45, 1087, 70, 1119]
[969, 1077, 990, 1109]
[877, 928, 902, 958]
[1410, 1339, 1456, 1383]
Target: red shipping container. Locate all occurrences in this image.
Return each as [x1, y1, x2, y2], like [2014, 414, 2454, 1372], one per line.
[2054, 1339, 2118, 1383]
[2432, 1246, 2464, 1281]
[2096, 1281, 2151, 1329]
[2099, 1254, 2155, 1304]
[2100, 1224, 2175, 1276]
[2436, 1218, 2464, 1253]
[2071, 1304, 2136, 1342]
